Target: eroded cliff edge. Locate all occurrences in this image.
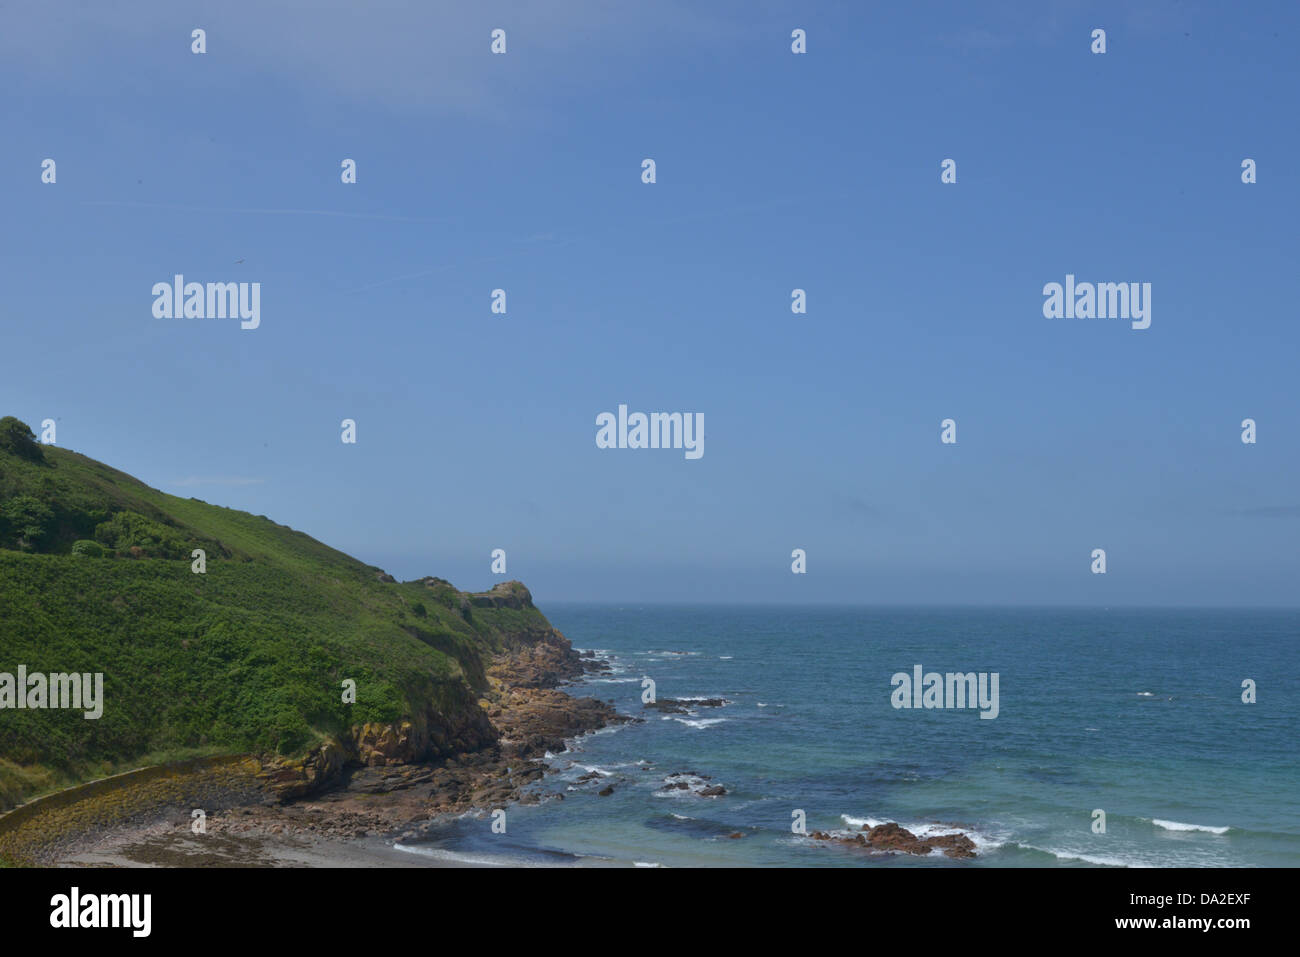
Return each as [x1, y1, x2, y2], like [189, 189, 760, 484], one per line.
[0, 579, 626, 864]
[259, 579, 621, 803]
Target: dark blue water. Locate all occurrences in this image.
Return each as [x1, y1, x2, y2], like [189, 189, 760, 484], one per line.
[399, 606, 1300, 867]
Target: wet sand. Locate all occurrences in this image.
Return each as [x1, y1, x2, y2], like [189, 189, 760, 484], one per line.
[58, 822, 447, 868]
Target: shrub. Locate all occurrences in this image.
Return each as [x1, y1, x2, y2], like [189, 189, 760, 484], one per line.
[0, 417, 44, 462]
[0, 495, 54, 550]
[71, 540, 105, 558]
[94, 510, 190, 559]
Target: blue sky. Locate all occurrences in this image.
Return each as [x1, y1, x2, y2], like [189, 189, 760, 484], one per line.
[3, 1, 1298, 604]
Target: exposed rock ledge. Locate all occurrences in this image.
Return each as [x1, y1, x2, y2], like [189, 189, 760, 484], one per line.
[256, 625, 617, 803]
[808, 821, 977, 860]
[0, 627, 628, 863]
[209, 636, 632, 846]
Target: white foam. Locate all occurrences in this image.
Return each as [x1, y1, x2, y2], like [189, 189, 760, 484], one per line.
[654, 772, 723, 797]
[1152, 819, 1230, 835]
[912, 822, 1006, 851]
[564, 723, 628, 747]
[393, 843, 517, 867]
[838, 814, 1006, 851]
[841, 815, 887, 829]
[1024, 845, 1147, 867]
[672, 717, 726, 729]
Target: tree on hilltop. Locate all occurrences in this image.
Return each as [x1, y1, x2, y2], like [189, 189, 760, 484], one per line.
[0, 416, 45, 462]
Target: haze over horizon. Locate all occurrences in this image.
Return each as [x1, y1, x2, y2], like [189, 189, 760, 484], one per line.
[5, 0, 1298, 606]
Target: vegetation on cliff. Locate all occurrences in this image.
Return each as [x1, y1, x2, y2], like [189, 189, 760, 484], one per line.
[0, 418, 559, 810]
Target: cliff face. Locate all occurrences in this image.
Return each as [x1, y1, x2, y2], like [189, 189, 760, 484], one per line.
[260, 589, 599, 801]
[0, 422, 583, 810]
[0, 600, 620, 864]
[259, 691, 500, 801]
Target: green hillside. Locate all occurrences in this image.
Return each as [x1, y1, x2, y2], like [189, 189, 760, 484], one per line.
[0, 417, 551, 810]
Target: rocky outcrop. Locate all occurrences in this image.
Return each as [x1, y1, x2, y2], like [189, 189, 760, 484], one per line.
[259, 742, 349, 801]
[488, 633, 587, 689]
[416, 578, 536, 610]
[578, 650, 611, 674]
[644, 697, 726, 713]
[231, 636, 629, 837]
[808, 821, 977, 860]
[256, 609, 614, 805]
[260, 694, 498, 800]
[659, 772, 726, 797]
[466, 581, 534, 610]
[352, 721, 416, 767]
[350, 706, 494, 769]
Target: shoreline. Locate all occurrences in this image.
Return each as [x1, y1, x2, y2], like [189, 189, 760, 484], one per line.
[1, 642, 629, 867]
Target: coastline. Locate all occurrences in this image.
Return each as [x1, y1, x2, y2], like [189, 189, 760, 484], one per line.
[11, 606, 1275, 869]
[1, 639, 628, 867]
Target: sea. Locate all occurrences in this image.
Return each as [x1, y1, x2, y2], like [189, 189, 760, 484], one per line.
[396, 605, 1300, 867]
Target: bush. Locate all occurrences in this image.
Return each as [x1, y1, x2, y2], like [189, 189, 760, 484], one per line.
[0, 495, 54, 550]
[94, 510, 190, 559]
[411, 601, 428, 618]
[0, 417, 44, 463]
[71, 540, 105, 558]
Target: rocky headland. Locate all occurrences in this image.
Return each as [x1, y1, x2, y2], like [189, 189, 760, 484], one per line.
[0, 587, 630, 866]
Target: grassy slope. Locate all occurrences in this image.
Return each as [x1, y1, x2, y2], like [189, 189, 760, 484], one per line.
[0, 442, 549, 810]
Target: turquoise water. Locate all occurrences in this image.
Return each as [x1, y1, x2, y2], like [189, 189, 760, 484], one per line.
[403, 606, 1300, 867]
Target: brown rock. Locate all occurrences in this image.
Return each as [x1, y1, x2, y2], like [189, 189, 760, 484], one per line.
[805, 820, 978, 859]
